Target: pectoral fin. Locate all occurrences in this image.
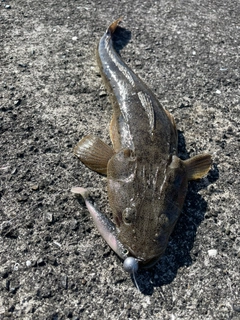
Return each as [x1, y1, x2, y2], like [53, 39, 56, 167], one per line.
[74, 135, 115, 175]
[184, 154, 212, 180]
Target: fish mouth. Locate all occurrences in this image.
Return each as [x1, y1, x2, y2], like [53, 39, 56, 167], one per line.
[127, 249, 161, 269]
[139, 256, 161, 269]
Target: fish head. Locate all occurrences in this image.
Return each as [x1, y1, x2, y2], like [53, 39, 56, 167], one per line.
[107, 149, 189, 266]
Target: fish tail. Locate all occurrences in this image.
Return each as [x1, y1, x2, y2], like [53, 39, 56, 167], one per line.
[107, 17, 123, 36]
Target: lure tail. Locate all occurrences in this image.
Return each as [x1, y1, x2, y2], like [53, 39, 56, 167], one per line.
[71, 187, 128, 260]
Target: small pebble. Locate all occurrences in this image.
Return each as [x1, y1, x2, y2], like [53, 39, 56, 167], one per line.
[44, 212, 53, 223]
[13, 263, 19, 271]
[208, 249, 218, 257]
[37, 258, 45, 266]
[216, 89, 221, 94]
[61, 274, 68, 289]
[14, 99, 21, 106]
[26, 260, 31, 267]
[31, 184, 39, 191]
[72, 36, 78, 41]
[18, 63, 27, 68]
[99, 91, 107, 97]
[53, 241, 61, 248]
[135, 60, 142, 67]
[5, 5, 11, 9]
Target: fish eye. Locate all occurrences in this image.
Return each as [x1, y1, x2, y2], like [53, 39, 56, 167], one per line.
[122, 207, 135, 225]
[123, 148, 136, 160]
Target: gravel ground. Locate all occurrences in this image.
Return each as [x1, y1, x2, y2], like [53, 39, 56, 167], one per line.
[1, 1, 239, 319]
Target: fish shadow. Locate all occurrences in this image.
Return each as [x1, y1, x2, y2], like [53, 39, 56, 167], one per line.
[133, 131, 219, 295]
[113, 22, 132, 54]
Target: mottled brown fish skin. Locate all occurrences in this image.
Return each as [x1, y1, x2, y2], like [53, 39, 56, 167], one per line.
[97, 19, 211, 265]
[74, 18, 211, 267]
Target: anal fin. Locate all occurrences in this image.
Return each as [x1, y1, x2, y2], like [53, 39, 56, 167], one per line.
[184, 154, 212, 180]
[74, 135, 115, 175]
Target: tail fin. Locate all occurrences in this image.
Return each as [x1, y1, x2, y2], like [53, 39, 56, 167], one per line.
[107, 17, 123, 36]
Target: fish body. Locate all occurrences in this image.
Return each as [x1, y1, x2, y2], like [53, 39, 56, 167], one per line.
[73, 19, 211, 268]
